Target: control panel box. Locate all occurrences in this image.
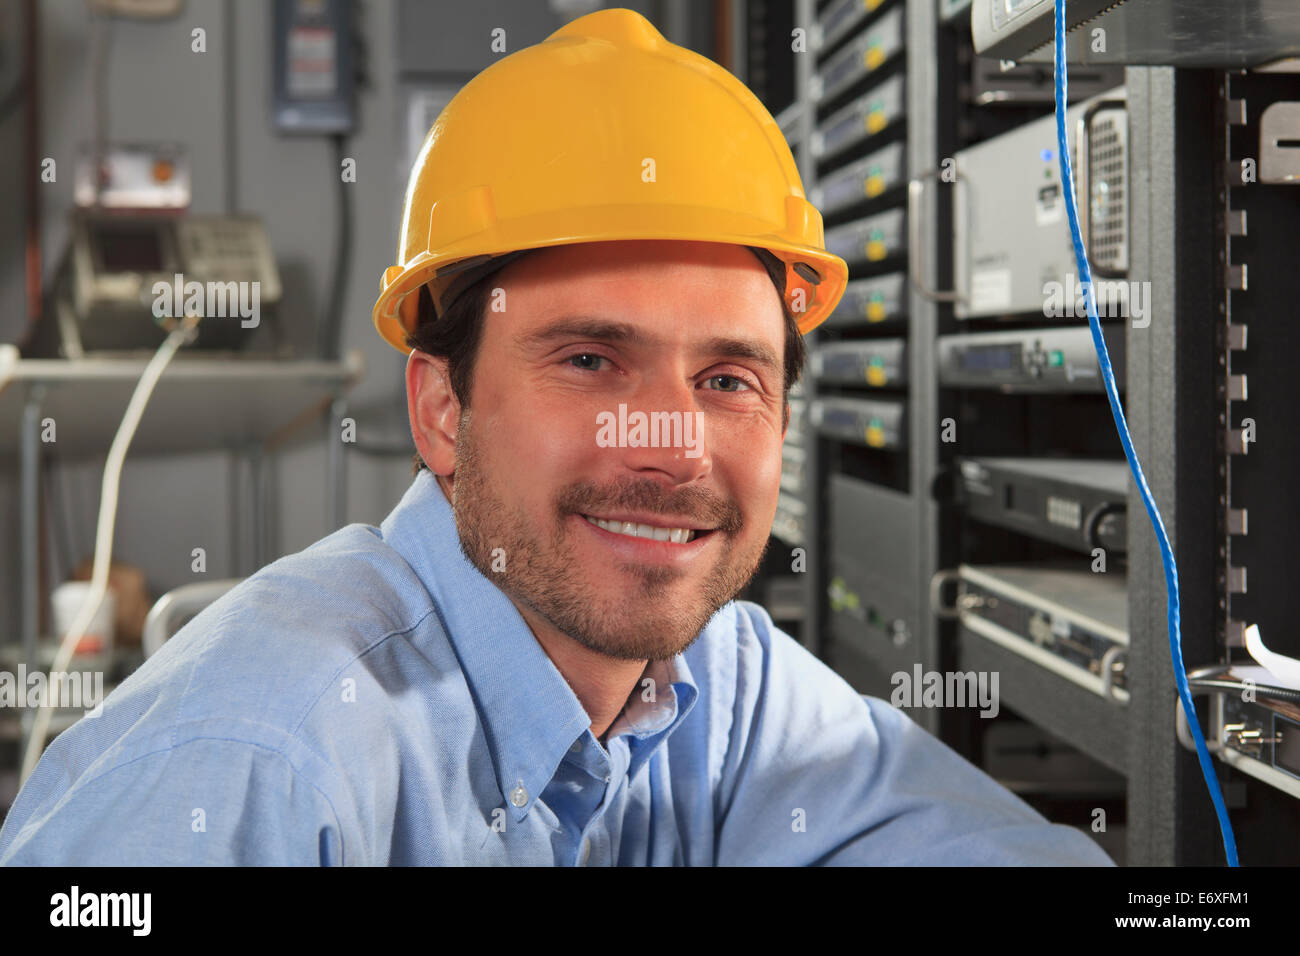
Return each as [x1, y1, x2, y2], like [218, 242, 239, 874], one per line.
[813, 75, 905, 161]
[811, 397, 906, 449]
[937, 325, 1125, 392]
[812, 142, 907, 216]
[826, 273, 908, 328]
[956, 457, 1128, 555]
[942, 563, 1129, 702]
[814, 6, 905, 102]
[825, 208, 907, 267]
[812, 339, 907, 389]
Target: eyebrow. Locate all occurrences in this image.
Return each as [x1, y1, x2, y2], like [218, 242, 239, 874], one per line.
[518, 316, 783, 379]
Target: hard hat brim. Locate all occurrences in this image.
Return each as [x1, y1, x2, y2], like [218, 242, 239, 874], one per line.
[374, 204, 848, 354]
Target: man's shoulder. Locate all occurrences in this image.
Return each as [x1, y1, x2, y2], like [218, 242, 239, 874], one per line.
[691, 599, 846, 673]
[0, 521, 470, 863]
[52, 522, 446, 782]
[207, 521, 436, 655]
[684, 598, 863, 717]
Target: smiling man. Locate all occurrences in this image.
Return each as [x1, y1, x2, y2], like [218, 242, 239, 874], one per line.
[0, 9, 1112, 866]
[413, 240, 789, 736]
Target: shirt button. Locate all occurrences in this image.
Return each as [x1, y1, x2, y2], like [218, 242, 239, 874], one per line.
[580, 839, 591, 866]
[509, 785, 528, 808]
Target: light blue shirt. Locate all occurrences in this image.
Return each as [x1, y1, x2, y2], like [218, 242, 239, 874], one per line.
[0, 471, 1112, 865]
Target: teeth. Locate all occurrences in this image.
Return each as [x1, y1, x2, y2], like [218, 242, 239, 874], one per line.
[583, 515, 697, 543]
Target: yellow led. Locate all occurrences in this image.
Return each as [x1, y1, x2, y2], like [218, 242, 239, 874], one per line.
[865, 424, 887, 447]
[866, 364, 888, 387]
[866, 239, 887, 260]
[866, 301, 887, 322]
[864, 174, 885, 197]
[864, 46, 886, 71]
[866, 111, 887, 135]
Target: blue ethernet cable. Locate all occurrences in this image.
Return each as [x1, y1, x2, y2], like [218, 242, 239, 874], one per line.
[1051, 0, 1239, 865]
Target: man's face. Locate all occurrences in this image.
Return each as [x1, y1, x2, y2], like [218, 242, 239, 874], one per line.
[446, 239, 788, 662]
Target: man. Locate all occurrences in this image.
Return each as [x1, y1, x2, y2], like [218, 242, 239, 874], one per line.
[0, 9, 1111, 865]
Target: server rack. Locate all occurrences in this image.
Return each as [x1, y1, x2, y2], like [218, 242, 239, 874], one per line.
[745, 0, 1300, 865]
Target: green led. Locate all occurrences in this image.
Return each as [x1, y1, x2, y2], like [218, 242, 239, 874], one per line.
[1049, 349, 1064, 367]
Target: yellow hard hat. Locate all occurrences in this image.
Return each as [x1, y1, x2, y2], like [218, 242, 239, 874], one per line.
[373, 7, 848, 353]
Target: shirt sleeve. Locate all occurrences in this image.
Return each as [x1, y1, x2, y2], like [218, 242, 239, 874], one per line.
[713, 604, 1116, 866]
[0, 737, 345, 866]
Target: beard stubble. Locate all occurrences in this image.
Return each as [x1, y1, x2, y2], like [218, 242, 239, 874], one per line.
[448, 411, 770, 661]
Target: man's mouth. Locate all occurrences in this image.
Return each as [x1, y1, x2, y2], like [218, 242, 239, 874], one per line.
[580, 514, 712, 544]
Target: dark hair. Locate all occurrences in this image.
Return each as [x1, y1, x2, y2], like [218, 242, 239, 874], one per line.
[406, 249, 806, 474]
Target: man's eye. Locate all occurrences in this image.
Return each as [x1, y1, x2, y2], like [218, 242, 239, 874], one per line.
[705, 374, 751, 392]
[567, 353, 607, 371]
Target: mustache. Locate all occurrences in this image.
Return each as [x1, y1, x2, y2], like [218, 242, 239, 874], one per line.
[556, 478, 744, 534]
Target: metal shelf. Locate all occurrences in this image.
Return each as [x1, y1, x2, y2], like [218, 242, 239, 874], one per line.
[1, 347, 364, 675]
[0, 350, 364, 459]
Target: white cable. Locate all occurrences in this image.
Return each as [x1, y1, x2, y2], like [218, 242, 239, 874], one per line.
[20, 319, 196, 784]
[1245, 624, 1300, 690]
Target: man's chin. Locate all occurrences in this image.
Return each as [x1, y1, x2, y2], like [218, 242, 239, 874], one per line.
[524, 587, 727, 662]
[562, 625, 709, 663]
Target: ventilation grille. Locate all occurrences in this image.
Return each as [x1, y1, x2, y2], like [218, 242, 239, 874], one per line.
[1087, 108, 1129, 272]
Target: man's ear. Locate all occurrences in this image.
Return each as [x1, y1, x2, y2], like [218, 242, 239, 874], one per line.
[407, 350, 461, 476]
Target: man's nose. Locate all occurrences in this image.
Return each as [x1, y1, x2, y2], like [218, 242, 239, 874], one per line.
[604, 379, 713, 483]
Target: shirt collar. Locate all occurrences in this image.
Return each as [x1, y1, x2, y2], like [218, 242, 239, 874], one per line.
[606, 654, 698, 780]
[381, 471, 699, 821]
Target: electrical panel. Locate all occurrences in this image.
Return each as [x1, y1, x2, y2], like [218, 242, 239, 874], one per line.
[272, 0, 356, 135]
